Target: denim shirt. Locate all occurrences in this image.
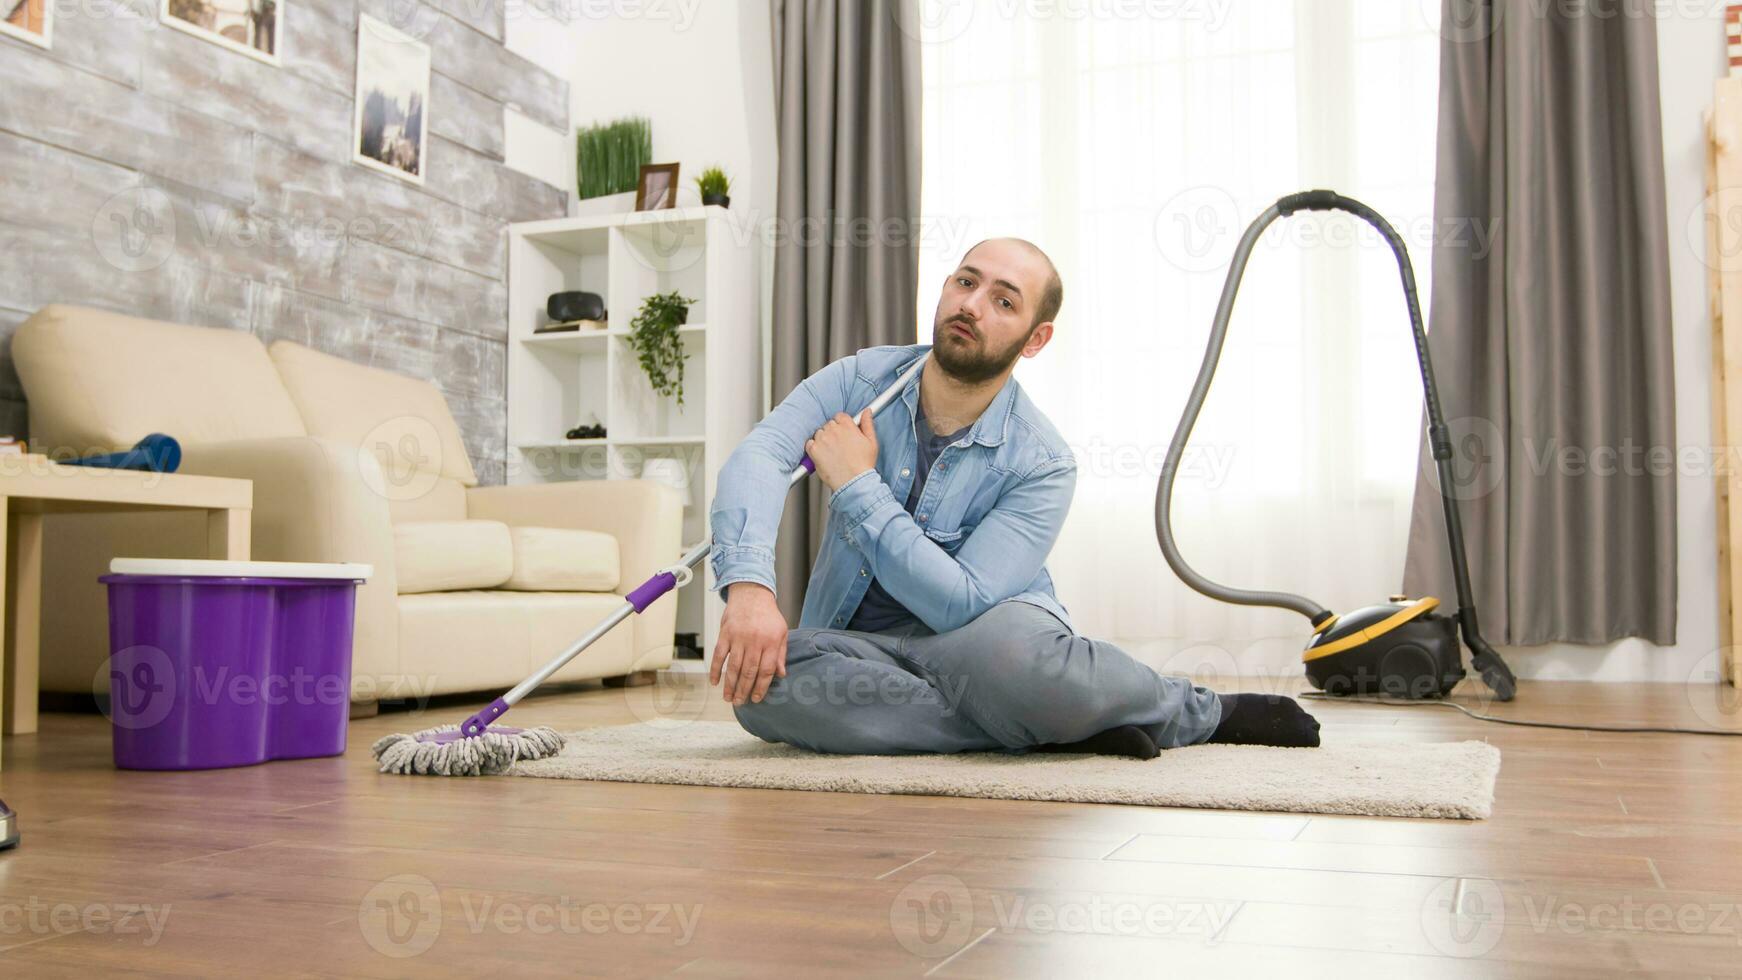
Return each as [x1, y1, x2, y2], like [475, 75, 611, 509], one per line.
[709, 344, 1077, 635]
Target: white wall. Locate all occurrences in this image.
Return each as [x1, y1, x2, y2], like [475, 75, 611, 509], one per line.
[503, 4, 580, 187]
[562, 0, 774, 214]
[1485, 7, 1725, 684]
[503, 0, 779, 406]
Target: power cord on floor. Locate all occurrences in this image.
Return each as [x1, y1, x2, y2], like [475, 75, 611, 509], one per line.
[1298, 692, 1742, 737]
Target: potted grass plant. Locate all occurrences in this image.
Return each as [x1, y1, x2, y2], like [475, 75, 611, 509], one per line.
[627, 291, 694, 406]
[694, 166, 731, 208]
[575, 116, 651, 213]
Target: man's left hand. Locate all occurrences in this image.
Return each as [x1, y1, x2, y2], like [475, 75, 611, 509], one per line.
[806, 412, 878, 492]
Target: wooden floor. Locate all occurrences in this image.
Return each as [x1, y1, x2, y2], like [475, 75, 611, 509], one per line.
[0, 673, 1739, 977]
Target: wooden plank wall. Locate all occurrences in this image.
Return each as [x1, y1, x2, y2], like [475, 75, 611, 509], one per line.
[0, 0, 573, 484]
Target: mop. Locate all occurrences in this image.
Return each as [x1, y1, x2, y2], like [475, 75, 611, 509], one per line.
[372, 354, 930, 776]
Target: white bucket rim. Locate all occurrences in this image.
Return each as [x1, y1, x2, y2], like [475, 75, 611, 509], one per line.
[108, 558, 373, 581]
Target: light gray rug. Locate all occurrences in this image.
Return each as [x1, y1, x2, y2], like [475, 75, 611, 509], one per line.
[512, 722, 1502, 819]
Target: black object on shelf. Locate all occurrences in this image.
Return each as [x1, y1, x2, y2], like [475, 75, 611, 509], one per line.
[565, 423, 607, 440]
[547, 290, 606, 323]
[674, 632, 702, 660]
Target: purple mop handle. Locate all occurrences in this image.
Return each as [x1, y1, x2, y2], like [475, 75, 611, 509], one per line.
[627, 570, 679, 612]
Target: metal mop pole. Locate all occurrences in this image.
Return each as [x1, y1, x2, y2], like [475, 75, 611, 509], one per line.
[454, 353, 931, 737]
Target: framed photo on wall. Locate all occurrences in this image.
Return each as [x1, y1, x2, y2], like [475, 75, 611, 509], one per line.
[160, 0, 280, 64]
[352, 13, 430, 185]
[0, 0, 53, 48]
[637, 163, 680, 211]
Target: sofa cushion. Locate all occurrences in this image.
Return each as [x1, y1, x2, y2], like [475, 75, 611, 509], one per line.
[12, 304, 308, 455]
[268, 340, 479, 490]
[387, 476, 468, 525]
[393, 520, 512, 594]
[501, 526, 620, 592]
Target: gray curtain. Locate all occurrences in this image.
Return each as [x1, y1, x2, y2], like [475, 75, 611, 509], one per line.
[1401, 0, 1677, 645]
[768, 0, 922, 624]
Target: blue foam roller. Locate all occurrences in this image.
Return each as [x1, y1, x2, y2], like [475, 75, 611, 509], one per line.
[64, 433, 182, 473]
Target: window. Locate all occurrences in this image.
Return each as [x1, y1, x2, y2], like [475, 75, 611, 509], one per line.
[918, 0, 1443, 645]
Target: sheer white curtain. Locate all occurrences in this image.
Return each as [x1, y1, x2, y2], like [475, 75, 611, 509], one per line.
[917, 1, 1443, 672]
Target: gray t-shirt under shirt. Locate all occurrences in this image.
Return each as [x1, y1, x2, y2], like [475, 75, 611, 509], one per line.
[845, 400, 970, 634]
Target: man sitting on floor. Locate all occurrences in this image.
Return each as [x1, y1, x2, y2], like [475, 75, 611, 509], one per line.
[707, 238, 1319, 758]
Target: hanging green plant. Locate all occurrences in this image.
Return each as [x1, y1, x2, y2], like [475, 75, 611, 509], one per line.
[627, 291, 694, 406]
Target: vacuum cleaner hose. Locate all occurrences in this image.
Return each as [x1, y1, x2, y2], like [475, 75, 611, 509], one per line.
[1154, 192, 1443, 629]
[1154, 202, 1332, 624]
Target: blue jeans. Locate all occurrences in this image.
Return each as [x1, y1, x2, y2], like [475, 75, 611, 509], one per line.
[733, 601, 1223, 754]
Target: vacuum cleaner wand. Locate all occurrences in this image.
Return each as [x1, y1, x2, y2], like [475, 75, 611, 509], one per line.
[1154, 189, 1517, 701]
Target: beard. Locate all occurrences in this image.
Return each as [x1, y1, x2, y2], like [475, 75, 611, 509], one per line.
[930, 316, 1032, 385]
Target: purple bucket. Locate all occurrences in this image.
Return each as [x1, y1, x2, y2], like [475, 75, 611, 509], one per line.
[99, 559, 372, 771]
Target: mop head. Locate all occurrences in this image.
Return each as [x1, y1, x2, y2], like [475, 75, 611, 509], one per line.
[371, 724, 565, 777]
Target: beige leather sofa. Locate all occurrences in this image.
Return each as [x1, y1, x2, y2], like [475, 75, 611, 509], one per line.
[13, 304, 682, 705]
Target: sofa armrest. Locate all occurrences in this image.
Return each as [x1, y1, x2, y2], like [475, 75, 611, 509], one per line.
[180, 436, 400, 691]
[466, 480, 685, 669]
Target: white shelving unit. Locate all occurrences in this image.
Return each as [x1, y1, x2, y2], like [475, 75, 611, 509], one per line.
[506, 205, 759, 661]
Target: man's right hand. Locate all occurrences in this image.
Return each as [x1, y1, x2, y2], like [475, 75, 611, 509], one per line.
[711, 582, 789, 704]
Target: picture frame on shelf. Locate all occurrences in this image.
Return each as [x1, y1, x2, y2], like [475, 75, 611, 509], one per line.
[1, 0, 53, 48]
[636, 163, 680, 211]
[160, 0, 279, 64]
[352, 13, 430, 185]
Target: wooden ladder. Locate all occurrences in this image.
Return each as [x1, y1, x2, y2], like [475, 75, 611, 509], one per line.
[1707, 76, 1742, 687]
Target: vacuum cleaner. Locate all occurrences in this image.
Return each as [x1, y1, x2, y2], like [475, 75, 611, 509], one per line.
[1154, 189, 1518, 702]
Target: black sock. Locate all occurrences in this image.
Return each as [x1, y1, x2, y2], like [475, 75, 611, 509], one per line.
[1205, 693, 1321, 748]
[1032, 725, 1159, 760]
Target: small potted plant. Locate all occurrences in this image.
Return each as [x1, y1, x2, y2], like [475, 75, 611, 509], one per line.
[694, 166, 731, 208]
[627, 291, 694, 406]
